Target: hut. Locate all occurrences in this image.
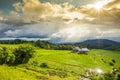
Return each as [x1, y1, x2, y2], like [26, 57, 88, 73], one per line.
[72, 47, 89, 54]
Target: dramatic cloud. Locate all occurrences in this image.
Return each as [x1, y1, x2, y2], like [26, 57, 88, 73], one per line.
[12, 0, 120, 24]
[50, 23, 120, 42]
[0, 0, 120, 42]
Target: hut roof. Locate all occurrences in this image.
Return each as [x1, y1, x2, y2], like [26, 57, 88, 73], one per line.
[81, 48, 89, 51]
[73, 47, 89, 52]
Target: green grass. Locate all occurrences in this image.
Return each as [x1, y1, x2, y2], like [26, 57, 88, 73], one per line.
[0, 44, 120, 80]
[0, 65, 76, 80]
[0, 44, 33, 49]
[0, 65, 41, 80]
[29, 49, 120, 73]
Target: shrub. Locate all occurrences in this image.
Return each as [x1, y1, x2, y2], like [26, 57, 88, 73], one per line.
[117, 74, 120, 80]
[0, 47, 15, 65]
[0, 46, 35, 65]
[31, 61, 38, 66]
[40, 62, 49, 68]
[112, 59, 116, 63]
[109, 62, 114, 66]
[13, 46, 35, 64]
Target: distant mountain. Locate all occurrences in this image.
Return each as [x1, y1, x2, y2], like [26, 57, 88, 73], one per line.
[74, 39, 120, 51]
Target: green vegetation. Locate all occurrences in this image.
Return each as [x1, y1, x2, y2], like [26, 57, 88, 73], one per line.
[0, 47, 15, 65]
[0, 44, 120, 80]
[13, 46, 35, 65]
[34, 40, 73, 50]
[0, 45, 35, 65]
[1, 39, 120, 51]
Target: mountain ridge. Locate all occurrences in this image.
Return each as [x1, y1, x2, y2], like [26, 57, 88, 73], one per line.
[74, 39, 120, 50]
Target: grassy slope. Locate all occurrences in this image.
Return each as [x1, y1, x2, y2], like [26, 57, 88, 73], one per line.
[29, 49, 120, 73]
[0, 44, 120, 80]
[0, 44, 33, 49]
[0, 65, 41, 80]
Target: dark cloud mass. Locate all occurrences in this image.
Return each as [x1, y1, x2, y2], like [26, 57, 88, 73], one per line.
[0, 0, 120, 42]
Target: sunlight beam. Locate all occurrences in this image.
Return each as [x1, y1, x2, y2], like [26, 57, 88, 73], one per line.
[87, 0, 113, 11]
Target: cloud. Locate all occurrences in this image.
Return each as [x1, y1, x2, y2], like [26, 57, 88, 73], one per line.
[76, 0, 120, 25]
[2, 21, 60, 38]
[4, 29, 21, 37]
[1, 11, 37, 26]
[12, 0, 86, 23]
[11, 0, 120, 25]
[13, 0, 62, 20]
[0, 0, 120, 42]
[0, 11, 5, 21]
[50, 23, 120, 42]
[105, 0, 120, 8]
[0, 37, 50, 41]
[0, 0, 119, 26]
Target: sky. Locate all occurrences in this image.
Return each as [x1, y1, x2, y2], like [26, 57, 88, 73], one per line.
[0, 0, 120, 43]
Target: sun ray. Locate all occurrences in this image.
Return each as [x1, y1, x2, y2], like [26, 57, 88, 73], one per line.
[87, 0, 113, 11]
[93, 2, 104, 11]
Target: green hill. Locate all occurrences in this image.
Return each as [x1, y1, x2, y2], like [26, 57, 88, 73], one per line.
[0, 44, 120, 80]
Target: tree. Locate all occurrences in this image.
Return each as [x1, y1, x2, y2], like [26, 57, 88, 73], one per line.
[14, 39, 22, 44]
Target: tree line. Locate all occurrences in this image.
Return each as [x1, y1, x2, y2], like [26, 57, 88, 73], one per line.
[0, 39, 74, 50]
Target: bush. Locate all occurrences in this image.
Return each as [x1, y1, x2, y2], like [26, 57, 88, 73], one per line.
[13, 46, 35, 64]
[112, 59, 116, 63]
[31, 61, 38, 66]
[0, 47, 15, 65]
[117, 74, 120, 80]
[0, 46, 35, 65]
[40, 62, 49, 68]
[109, 62, 114, 66]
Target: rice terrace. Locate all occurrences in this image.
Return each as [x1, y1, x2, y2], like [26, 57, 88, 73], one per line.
[0, 39, 120, 80]
[0, 0, 120, 80]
